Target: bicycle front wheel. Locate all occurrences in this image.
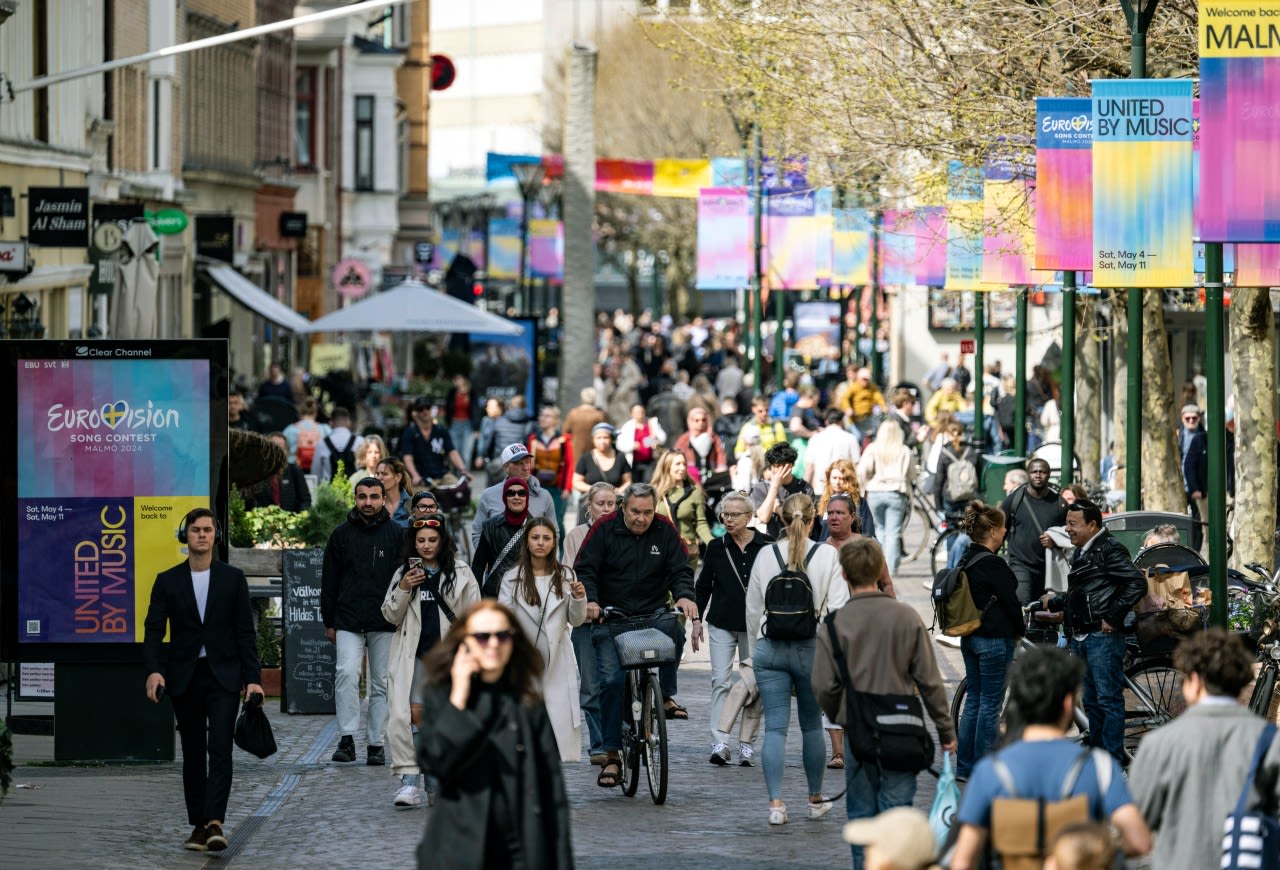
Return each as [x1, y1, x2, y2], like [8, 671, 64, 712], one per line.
[950, 677, 968, 734]
[619, 673, 641, 797]
[451, 513, 473, 562]
[641, 672, 668, 805]
[1123, 661, 1185, 755]
[900, 502, 934, 564]
[931, 528, 963, 578]
[1249, 664, 1278, 718]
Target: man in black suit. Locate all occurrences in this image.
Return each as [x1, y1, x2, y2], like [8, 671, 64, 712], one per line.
[144, 508, 262, 853]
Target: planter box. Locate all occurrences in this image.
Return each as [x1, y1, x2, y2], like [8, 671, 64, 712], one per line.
[260, 667, 282, 698]
[230, 546, 283, 577]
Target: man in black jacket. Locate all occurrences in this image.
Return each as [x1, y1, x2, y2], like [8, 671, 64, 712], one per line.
[144, 508, 261, 853]
[574, 482, 698, 788]
[1042, 499, 1146, 763]
[999, 458, 1065, 603]
[321, 477, 402, 766]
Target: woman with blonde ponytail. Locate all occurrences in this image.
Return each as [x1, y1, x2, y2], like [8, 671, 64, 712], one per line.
[745, 492, 849, 827]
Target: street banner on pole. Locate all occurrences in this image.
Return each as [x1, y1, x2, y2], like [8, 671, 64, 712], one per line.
[486, 217, 521, 280]
[1236, 244, 1280, 286]
[1199, 0, 1280, 242]
[764, 189, 818, 290]
[945, 161, 985, 290]
[1035, 98, 1094, 270]
[1091, 79, 1195, 287]
[596, 159, 654, 195]
[879, 210, 917, 285]
[528, 219, 564, 281]
[914, 207, 948, 286]
[832, 208, 872, 285]
[815, 188, 834, 286]
[981, 142, 1037, 286]
[696, 188, 750, 290]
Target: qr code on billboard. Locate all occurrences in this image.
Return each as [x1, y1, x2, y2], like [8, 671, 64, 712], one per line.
[26, 619, 40, 634]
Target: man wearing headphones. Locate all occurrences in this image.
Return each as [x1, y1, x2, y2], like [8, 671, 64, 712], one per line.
[144, 508, 262, 853]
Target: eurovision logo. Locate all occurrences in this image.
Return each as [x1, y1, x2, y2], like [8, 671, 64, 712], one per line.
[47, 400, 182, 432]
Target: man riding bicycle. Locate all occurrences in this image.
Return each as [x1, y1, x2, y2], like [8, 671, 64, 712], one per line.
[573, 483, 699, 788]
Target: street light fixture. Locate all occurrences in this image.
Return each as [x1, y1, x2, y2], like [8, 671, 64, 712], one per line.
[513, 161, 546, 318]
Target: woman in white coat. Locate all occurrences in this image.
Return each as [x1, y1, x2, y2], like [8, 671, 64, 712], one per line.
[616, 403, 667, 483]
[382, 515, 480, 808]
[497, 517, 588, 762]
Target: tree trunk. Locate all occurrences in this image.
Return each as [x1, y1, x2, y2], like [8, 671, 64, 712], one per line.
[1140, 289, 1185, 512]
[1231, 286, 1277, 572]
[1074, 295, 1102, 486]
[558, 47, 598, 411]
[1111, 289, 1128, 465]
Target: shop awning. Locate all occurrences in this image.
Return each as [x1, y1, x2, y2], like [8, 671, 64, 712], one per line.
[201, 263, 311, 332]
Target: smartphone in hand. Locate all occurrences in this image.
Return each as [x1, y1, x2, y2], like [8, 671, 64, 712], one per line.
[409, 557, 424, 570]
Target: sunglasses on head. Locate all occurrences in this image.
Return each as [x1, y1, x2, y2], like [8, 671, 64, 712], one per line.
[468, 630, 515, 646]
[411, 516, 445, 529]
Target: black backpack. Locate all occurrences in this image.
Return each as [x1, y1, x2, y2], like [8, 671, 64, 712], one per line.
[763, 543, 822, 641]
[324, 432, 357, 479]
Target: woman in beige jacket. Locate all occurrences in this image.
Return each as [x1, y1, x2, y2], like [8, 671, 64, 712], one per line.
[857, 419, 918, 575]
[497, 518, 588, 762]
[381, 515, 480, 809]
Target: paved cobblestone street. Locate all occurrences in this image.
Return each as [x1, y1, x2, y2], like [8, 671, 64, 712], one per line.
[0, 534, 961, 870]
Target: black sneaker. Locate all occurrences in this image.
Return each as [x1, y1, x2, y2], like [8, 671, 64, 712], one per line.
[367, 745, 385, 766]
[183, 825, 209, 852]
[332, 735, 356, 763]
[203, 822, 228, 852]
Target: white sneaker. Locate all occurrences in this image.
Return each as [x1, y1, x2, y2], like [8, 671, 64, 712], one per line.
[709, 742, 730, 765]
[922, 578, 934, 590]
[807, 799, 833, 820]
[769, 804, 788, 826]
[394, 785, 423, 808]
[935, 634, 962, 649]
[738, 744, 755, 766]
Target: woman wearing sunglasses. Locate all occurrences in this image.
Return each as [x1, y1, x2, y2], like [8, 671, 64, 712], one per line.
[496, 519, 588, 762]
[416, 600, 571, 870]
[471, 477, 532, 598]
[381, 514, 480, 809]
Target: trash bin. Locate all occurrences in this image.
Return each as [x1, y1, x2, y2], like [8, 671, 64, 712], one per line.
[981, 454, 1025, 506]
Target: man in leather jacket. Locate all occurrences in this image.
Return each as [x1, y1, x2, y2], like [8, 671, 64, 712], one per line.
[1041, 499, 1145, 762]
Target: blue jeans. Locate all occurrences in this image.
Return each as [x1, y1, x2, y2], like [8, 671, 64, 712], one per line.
[957, 635, 1016, 778]
[867, 491, 909, 575]
[1069, 631, 1127, 762]
[754, 637, 826, 803]
[448, 420, 474, 467]
[946, 532, 971, 570]
[592, 614, 684, 752]
[572, 624, 602, 755]
[845, 737, 918, 870]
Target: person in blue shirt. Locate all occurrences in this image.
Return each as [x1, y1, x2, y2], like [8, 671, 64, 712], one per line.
[949, 646, 1151, 870]
[767, 370, 802, 420]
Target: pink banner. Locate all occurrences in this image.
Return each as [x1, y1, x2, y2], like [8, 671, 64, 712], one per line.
[1035, 98, 1093, 270]
[1237, 244, 1280, 287]
[696, 188, 750, 290]
[915, 208, 948, 286]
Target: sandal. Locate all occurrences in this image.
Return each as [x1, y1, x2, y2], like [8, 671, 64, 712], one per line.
[827, 754, 845, 769]
[664, 699, 689, 720]
[597, 758, 621, 788]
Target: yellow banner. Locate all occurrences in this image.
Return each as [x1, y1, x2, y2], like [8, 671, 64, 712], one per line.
[133, 496, 209, 641]
[652, 160, 713, 198]
[310, 343, 352, 376]
[1200, 0, 1280, 58]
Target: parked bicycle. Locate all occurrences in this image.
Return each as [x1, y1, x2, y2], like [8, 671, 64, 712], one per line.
[602, 608, 679, 805]
[949, 606, 1186, 761]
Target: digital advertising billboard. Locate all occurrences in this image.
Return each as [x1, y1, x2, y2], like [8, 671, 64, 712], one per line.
[0, 341, 229, 663]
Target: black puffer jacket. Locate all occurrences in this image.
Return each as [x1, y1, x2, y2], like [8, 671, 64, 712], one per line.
[472, 516, 527, 598]
[573, 512, 695, 614]
[321, 507, 403, 633]
[1047, 529, 1146, 634]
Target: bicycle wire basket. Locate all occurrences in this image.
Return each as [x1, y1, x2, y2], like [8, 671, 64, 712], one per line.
[612, 626, 677, 670]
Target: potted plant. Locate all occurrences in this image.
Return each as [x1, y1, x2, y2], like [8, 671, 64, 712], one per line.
[256, 605, 282, 697]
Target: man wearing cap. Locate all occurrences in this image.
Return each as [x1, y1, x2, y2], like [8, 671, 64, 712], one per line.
[471, 442, 557, 549]
[1178, 404, 1208, 551]
[401, 398, 466, 489]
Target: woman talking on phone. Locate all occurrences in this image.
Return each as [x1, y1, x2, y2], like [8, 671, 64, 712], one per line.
[416, 600, 572, 870]
[382, 515, 480, 809]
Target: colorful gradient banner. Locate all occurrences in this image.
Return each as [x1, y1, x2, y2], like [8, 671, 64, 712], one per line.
[765, 189, 818, 289]
[711, 158, 747, 187]
[696, 188, 750, 290]
[596, 160, 654, 195]
[1092, 79, 1195, 287]
[945, 162, 985, 290]
[915, 207, 948, 286]
[486, 217, 520, 280]
[982, 143, 1037, 286]
[814, 188, 834, 285]
[528, 219, 564, 280]
[1199, 0, 1280, 241]
[879, 210, 918, 285]
[832, 208, 872, 285]
[1036, 98, 1094, 270]
[653, 160, 713, 198]
[1237, 244, 1280, 285]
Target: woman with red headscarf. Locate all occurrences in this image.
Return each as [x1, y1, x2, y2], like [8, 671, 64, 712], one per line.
[471, 477, 532, 598]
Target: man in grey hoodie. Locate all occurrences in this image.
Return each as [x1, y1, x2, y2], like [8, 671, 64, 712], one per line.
[490, 394, 536, 450]
[471, 443, 557, 548]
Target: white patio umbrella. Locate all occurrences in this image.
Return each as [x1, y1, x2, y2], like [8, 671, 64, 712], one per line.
[297, 277, 522, 336]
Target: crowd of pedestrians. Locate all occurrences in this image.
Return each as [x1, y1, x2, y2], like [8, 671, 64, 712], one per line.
[185, 322, 1278, 870]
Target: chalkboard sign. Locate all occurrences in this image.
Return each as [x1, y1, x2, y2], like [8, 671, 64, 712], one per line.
[282, 549, 336, 714]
